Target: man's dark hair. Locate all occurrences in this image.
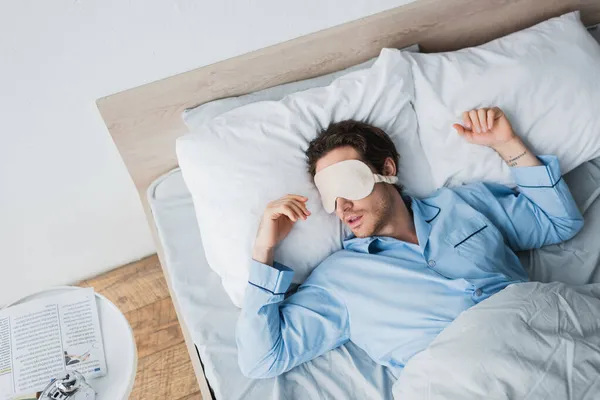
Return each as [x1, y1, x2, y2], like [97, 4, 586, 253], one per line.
[305, 120, 404, 195]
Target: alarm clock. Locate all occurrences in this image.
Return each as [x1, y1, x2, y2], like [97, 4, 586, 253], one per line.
[39, 371, 96, 400]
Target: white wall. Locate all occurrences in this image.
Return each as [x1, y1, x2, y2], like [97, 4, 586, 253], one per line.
[0, 0, 415, 306]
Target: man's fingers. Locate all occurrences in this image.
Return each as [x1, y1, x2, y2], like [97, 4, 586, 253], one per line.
[477, 109, 488, 132]
[288, 202, 308, 220]
[275, 197, 308, 207]
[492, 106, 504, 119]
[487, 109, 495, 130]
[452, 123, 465, 135]
[272, 206, 296, 222]
[280, 204, 301, 222]
[469, 110, 482, 133]
[286, 194, 308, 202]
[289, 199, 310, 215]
[462, 111, 472, 130]
[454, 123, 475, 142]
[457, 106, 506, 139]
[273, 199, 309, 216]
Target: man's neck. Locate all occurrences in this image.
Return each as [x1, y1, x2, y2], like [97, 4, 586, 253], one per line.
[374, 190, 418, 245]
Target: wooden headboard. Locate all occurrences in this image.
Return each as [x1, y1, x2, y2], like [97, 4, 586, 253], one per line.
[96, 1, 600, 398]
[97, 0, 600, 211]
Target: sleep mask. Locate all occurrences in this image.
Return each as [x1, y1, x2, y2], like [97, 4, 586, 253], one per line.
[314, 159, 398, 213]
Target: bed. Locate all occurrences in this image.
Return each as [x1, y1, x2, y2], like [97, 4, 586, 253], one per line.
[146, 156, 600, 399]
[96, 1, 600, 399]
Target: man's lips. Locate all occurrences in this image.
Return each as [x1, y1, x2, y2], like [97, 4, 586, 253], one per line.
[347, 216, 362, 227]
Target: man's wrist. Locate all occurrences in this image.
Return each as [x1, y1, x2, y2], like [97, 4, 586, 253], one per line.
[252, 246, 275, 266]
[491, 135, 542, 168]
[490, 135, 520, 155]
[492, 135, 526, 164]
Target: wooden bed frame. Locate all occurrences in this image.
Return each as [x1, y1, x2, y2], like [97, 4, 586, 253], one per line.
[96, 1, 600, 398]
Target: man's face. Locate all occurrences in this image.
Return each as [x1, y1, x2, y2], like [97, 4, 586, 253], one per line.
[315, 146, 395, 238]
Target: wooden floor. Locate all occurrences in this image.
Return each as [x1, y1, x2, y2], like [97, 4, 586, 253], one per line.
[77, 255, 202, 400]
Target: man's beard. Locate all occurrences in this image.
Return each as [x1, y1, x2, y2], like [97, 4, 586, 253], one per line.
[363, 192, 393, 237]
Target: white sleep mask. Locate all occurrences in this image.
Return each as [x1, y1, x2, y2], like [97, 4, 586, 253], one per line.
[314, 159, 398, 213]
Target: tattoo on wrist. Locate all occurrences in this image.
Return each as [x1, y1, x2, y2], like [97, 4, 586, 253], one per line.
[507, 151, 527, 167]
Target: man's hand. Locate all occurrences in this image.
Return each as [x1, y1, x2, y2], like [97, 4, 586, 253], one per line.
[252, 194, 310, 266]
[452, 107, 516, 149]
[452, 106, 541, 168]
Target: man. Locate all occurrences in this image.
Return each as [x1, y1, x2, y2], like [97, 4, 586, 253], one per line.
[236, 107, 584, 379]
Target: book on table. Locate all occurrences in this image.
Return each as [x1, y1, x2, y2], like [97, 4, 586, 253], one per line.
[0, 287, 107, 399]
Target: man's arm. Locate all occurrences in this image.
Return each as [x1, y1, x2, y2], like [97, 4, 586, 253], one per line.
[452, 108, 584, 250]
[236, 251, 350, 379]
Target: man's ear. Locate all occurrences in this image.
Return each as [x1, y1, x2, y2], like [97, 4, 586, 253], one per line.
[383, 157, 397, 177]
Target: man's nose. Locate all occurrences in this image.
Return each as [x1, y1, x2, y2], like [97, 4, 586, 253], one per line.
[336, 197, 352, 212]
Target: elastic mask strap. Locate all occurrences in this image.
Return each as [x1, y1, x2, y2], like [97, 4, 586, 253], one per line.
[373, 174, 399, 184]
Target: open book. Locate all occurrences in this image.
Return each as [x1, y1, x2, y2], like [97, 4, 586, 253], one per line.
[0, 287, 107, 398]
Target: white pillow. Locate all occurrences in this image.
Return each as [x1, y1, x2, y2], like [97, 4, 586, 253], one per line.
[182, 45, 419, 130]
[401, 11, 600, 188]
[176, 48, 433, 307]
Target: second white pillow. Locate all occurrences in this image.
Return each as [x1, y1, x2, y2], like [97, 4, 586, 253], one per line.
[401, 11, 600, 188]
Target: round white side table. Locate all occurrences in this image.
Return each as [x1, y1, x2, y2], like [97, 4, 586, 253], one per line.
[6, 286, 137, 400]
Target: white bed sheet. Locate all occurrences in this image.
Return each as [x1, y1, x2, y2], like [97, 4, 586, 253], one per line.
[148, 157, 600, 400]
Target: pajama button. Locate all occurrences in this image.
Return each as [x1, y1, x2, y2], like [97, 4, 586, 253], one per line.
[427, 260, 436, 267]
[475, 289, 482, 296]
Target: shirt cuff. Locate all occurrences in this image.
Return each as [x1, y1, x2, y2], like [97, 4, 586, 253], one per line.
[510, 155, 562, 188]
[248, 259, 294, 295]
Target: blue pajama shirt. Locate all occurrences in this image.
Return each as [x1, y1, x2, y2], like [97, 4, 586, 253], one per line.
[236, 155, 584, 379]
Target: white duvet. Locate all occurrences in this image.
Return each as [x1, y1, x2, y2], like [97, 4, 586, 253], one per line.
[394, 282, 600, 399]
